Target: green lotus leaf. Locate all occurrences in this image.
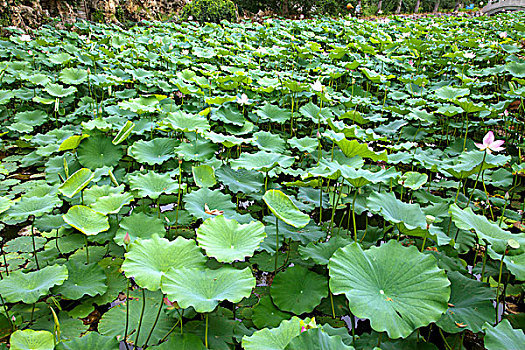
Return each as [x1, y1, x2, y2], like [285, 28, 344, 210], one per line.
[183, 188, 237, 221]
[436, 271, 494, 333]
[174, 138, 218, 161]
[91, 258, 127, 306]
[10, 329, 55, 350]
[27, 74, 50, 86]
[128, 138, 176, 165]
[505, 61, 525, 78]
[231, 151, 295, 172]
[204, 131, 253, 148]
[452, 98, 486, 114]
[58, 168, 94, 198]
[211, 106, 245, 126]
[299, 102, 332, 123]
[160, 266, 255, 313]
[197, 216, 266, 262]
[63, 205, 110, 236]
[77, 136, 123, 169]
[216, 166, 264, 194]
[59, 68, 88, 85]
[162, 110, 210, 133]
[45, 83, 77, 98]
[252, 295, 292, 329]
[54, 261, 107, 300]
[341, 167, 400, 188]
[242, 317, 304, 350]
[450, 204, 525, 255]
[263, 190, 310, 228]
[4, 236, 47, 253]
[253, 131, 286, 153]
[328, 241, 450, 339]
[90, 193, 133, 215]
[285, 328, 353, 350]
[14, 110, 47, 127]
[0, 264, 68, 304]
[482, 319, 525, 350]
[433, 86, 470, 100]
[299, 236, 352, 265]
[336, 138, 387, 162]
[83, 185, 125, 205]
[288, 137, 318, 153]
[6, 194, 61, 220]
[399, 171, 428, 190]
[0, 196, 13, 214]
[255, 103, 291, 123]
[150, 333, 206, 349]
[367, 191, 426, 231]
[59, 134, 90, 151]
[192, 164, 216, 188]
[48, 52, 73, 65]
[122, 235, 207, 291]
[119, 96, 160, 114]
[271, 265, 328, 314]
[114, 212, 165, 246]
[98, 290, 172, 347]
[112, 120, 135, 145]
[129, 171, 181, 199]
[56, 331, 119, 350]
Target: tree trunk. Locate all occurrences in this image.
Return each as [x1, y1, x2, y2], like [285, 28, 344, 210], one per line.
[395, 0, 403, 14]
[433, 0, 440, 12]
[377, 0, 383, 13]
[414, 0, 421, 13]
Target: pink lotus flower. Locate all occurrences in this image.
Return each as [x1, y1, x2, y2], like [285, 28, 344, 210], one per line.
[475, 131, 504, 154]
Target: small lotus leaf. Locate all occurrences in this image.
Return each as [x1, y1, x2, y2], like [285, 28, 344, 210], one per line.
[263, 190, 310, 228]
[63, 205, 110, 236]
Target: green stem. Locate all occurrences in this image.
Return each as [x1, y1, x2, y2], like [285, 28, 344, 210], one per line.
[0, 294, 13, 331]
[143, 294, 165, 348]
[84, 236, 89, 264]
[329, 291, 336, 319]
[123, 279, 131, 350]
[319, 179, 323, 225]
[352, 188, 358, 242]
[466, 151, 487, 207]
[205, 313, 209, 349]
[438, 328, 452, 350]
[495, 248, 507, 325]
[31, 221, 40, 270]
[134, 289, 147, 349]
[274, 216, 279, 273]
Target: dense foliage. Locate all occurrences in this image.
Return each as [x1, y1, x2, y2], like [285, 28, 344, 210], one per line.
[181, 0, 238, 24]
[0, 11, 524, 349]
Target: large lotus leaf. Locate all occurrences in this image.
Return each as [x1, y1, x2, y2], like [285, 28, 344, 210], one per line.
[328, 240, 451, 339]
[336, 139, 387, 162]
[150, 334, 206, 350]
[192, 164, 216, 188]
[14, 110, 48, 127]
[285, 328, 353, 350]
[263, 190, 309, 228]
[83, 185, 125, 206]
[160, 266, 255, 313]
[253, 295, 292, 329]
[483, 319, 525, 350]
[400, 171, 428, 190]
[204, 131, 253, 148]
[119, 96, 159, 114]
[183, 188, 237, 221]
[505, 61, 525, 78]
[10, 329, 54, 350]
[63, 205, 110, 235]
[341, 167, 400, 188]
[58, 168, 94, 198]
[242, 317, 304, 350]
[288, 137, 318, 153]
[452, 98, 487, 114]
[77, 136, 123, 169]
[162, 110, 210, 133]
[54, 261, 107, 300]
[253, 131, 286, 153]
[433, 86, 470, 100]
[114, 212, 166, 246]
[255, 103, 291, 123]
[128, 138, 176, 165]
[174, 138, 218, 161]
[367, 191, 426, 231]
[231, 151, 295, 172]
[0, 264, 68, 304]
[45, 83, 77, 97]
[98, 290, 172, 347]
[6, 194, 61, 220]
[91, 258, 127, 306]
[436, 271, 494, 333]
[122, 235, 206, 291]
[90, 193, 133, 215]
[271, 265, 328, 314]
[56, 331, 119, 350]
[4, 236, 47, 253]
[0, 196, 13, 214]
[129, 171, 181, 199]
[197, 216, 266, 262]
[450, 204, 525, 255]
[211, 106, 245, 126]
[59, 67, 88, 85]
[215, 166, 264, 194]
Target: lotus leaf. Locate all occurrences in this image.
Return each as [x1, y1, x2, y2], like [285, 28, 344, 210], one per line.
[54, 260, 107, 300]
[263, 190, 310, 228]
[129, 171, 181, 199]
[128, 138, 176, 165]
[10, 329, 54, 350]
[58, 168, 94, 198]
[63, 205, 110, 235]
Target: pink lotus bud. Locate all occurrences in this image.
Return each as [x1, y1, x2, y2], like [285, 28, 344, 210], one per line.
[123, 232, 131, 245]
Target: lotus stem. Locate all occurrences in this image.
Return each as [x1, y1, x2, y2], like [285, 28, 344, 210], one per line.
[1, 243, 8, 276]
[350, 311, 356, 346]
[438, 328, 452, 350]
[123, 279, 131, 350]
[329, 178, 344, 233]
[205, 313, 209, 349]
[319, 179, 323, 225]
[329, 291, 336, 319]
[495, 247, 507, 325]
[351, 188, 358, 242]
[0, 294, 13, 331]
[134, 289, 147, 349]
[274, 216, 279, 273]
[84, 236, 89, 264]
[466, 150, 487, 207]
[31, 220, 40, 270]
[143, 294, 165, 348]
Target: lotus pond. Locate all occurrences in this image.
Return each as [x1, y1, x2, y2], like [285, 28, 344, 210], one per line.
[0, 12, 524, 350]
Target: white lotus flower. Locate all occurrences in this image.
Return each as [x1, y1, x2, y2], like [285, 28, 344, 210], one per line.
[236, 93, 251, 106]
[464, 52, 476, 59]
[311, 79, 325, 92]
[20, 34, 31, 42]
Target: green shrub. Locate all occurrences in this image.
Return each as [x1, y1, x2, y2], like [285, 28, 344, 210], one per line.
[181, 0, 238, 24]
